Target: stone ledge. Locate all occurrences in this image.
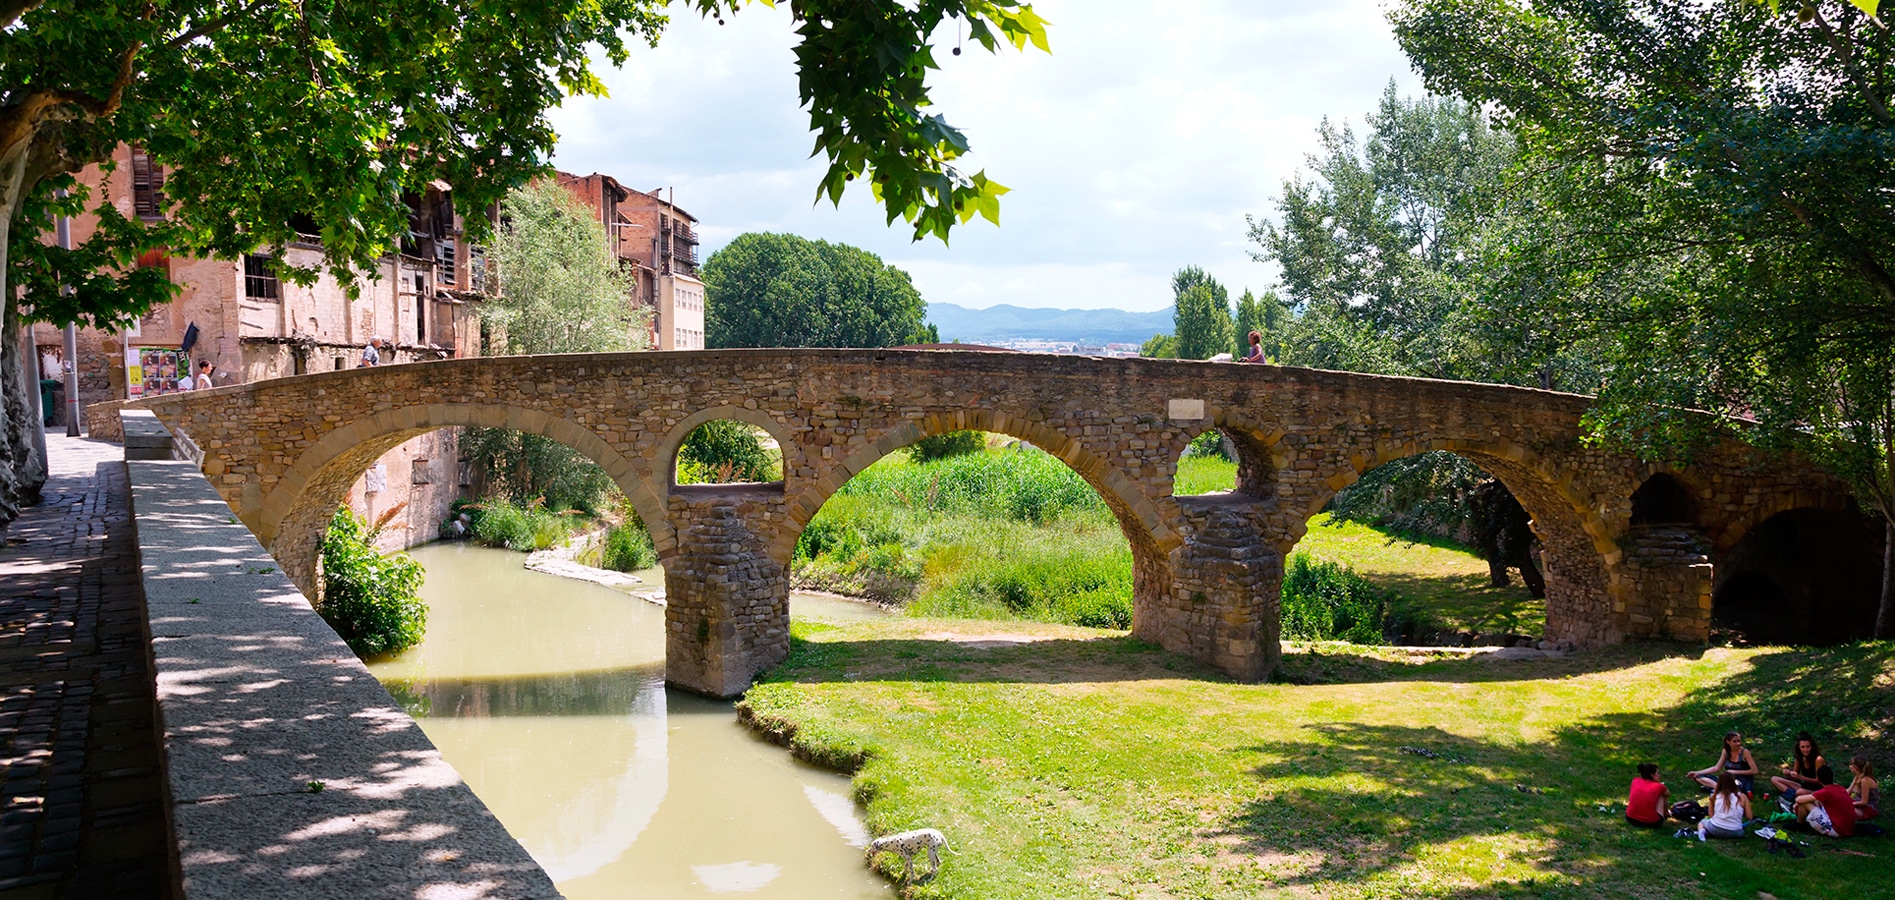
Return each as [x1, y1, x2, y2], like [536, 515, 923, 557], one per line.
[125, 450, 560, 899]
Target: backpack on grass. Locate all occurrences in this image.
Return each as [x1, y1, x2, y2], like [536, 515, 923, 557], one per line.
[1670, 801, 1707, 823]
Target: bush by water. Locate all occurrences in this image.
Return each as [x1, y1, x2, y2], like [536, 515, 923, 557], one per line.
[456, 497, 581, 552]
[318, 508, 427, 656]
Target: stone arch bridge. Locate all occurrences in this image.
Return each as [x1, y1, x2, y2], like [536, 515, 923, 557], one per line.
[139, 349, 1845, 696]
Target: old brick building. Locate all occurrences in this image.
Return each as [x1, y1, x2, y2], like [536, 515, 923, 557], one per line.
[555, 172, 707, 350]
[33, 144, 482, 549]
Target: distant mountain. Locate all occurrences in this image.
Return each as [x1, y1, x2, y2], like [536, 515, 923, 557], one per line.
[925, 302, 1173, 346]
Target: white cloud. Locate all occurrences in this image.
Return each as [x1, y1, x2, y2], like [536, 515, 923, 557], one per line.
[548, 0, 1420, 310]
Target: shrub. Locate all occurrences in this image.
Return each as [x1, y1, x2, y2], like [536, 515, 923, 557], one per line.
[599, 518, 658, 572]
[465, 497, 578, 551]
[904, 430, 986, 463]
[318, 508, 427, 656]
[1280, 552, 1392, 644]
[1185, 429, 1232, 460]
[461, 427, 616, 513]
[678, 419, 780, 483]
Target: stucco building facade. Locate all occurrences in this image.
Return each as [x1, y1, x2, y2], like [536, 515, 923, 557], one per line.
[33, 144, 481, 549]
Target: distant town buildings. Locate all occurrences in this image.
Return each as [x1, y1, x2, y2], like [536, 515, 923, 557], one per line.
[554, 172, 706, 351]
[978, 339, 1144, 358]
[34, 148, 704, 551]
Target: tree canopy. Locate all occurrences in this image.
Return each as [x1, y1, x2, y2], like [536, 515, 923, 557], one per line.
[1169, 265, 1234, 360]
[0, 0, 1044, 531]
[1392, 0, 1895, 634]
[485, 180, 647, 355]
[1248, 83, 1599, 388]
[702, 232, 935, 349]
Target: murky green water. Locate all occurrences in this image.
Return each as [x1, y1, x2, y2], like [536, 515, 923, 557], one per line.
[368, 543, 891, 899]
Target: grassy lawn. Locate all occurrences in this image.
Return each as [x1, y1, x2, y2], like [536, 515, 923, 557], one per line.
[1179, 456, 1539, 634]
[747, 622, 1893, 899]
[1295, 514, 1542, 636]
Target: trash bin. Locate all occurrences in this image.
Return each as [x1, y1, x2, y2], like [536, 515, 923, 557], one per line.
[39, 378, 59, 427]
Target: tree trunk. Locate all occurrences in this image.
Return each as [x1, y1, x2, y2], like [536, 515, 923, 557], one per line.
[1877, 516, 1893, 639]
[1518, 544, 1548, 600]
[1486, 555, 1511, 587]
[0, 142, 46, 537]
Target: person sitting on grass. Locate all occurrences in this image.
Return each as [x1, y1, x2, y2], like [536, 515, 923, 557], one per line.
[1769, 731, 1825, 805]
[1848, 757, 1880, 821]
[1697, 771, 1751, 840]
[1626, 762, 1670, 828]
[1689, 731, 1758, 796]
[1794, 765, 1857, 838]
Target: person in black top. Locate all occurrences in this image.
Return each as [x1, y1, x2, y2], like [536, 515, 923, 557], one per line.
[1769, 731, 1825, 803]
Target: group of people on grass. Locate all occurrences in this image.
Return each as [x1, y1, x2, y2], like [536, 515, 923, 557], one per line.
[1626, 731, 1880, 840]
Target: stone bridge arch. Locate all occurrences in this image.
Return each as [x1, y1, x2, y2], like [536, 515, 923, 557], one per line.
[657, 404, 796, 489]
[774, 407, 1178, 563]
[250, 402, 670, 595]
[132, 349, 1845, 698]
[1280, 433, 1618, 644]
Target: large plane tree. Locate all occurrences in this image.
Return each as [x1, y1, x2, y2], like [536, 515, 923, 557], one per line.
[0, 0, 1046, 533]
[1394, 0, 1895, 635]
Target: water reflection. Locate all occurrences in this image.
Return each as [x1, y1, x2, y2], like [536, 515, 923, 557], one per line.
[369, 543, 890, 899]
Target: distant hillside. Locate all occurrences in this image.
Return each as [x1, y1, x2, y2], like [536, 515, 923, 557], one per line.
[925, 302, 1173, 345]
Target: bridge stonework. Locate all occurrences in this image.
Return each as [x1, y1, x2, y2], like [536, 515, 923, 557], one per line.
[138, 350, 1843, 696]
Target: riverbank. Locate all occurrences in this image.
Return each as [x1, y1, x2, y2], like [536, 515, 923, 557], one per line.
[744, 620, 1893, 897]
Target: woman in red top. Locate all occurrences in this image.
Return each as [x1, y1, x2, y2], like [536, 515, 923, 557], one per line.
[1626, 762, 1669, 827]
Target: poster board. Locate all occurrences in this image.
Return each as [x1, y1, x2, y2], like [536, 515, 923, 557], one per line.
[126, 346, 190, 398]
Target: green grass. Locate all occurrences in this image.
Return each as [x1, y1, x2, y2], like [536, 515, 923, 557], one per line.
[1174, 453, 1241, 497]
[746, 623, 1894, 899]
[1294, 514, 1542, 636]
[801, 448, 1535, 637]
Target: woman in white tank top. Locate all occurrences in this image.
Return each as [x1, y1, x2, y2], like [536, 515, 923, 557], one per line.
[1698, 771, 1751, 839]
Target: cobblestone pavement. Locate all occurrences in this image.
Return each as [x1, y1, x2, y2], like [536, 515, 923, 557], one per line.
[0, 434, 169, 900]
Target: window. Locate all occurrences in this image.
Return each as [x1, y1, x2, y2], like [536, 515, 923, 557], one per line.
[130, 148, 165, 218]
[244, 254, 278, 301]
[411, 458, 432, 484]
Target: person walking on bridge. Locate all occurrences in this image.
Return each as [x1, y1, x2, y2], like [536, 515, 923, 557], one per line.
[360, 338, 383, 367]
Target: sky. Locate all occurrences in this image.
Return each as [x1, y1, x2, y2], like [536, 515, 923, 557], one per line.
[547, 1, 1422, 313]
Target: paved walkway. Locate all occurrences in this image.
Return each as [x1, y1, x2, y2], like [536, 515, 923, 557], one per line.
[0, 433, 169, 899]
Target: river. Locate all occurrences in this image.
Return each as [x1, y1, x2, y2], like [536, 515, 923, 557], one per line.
[366, 542, 892, 899]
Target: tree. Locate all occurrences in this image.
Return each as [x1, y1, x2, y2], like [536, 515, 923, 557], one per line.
[0, 1, 1047, 536]
[1170, 267, 1233, 361]
[1245, 84, 1591, 384]
[1393, 0, 1895, 635]
[486, 180, 647, 355]
[1139, 333, 1177, 359]
[678, 419, 778, 484]
[702, 232, 934, 348]
[461, 179, 647, 512]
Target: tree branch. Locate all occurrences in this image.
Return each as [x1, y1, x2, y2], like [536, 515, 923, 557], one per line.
[51, 2, 150, 118]
[167, 0, 272, 49]
[1809, 5, 1893, 126]
[0, 0, 43, 30]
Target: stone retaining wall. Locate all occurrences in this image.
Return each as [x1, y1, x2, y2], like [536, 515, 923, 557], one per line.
[122, 411, 558, 899]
